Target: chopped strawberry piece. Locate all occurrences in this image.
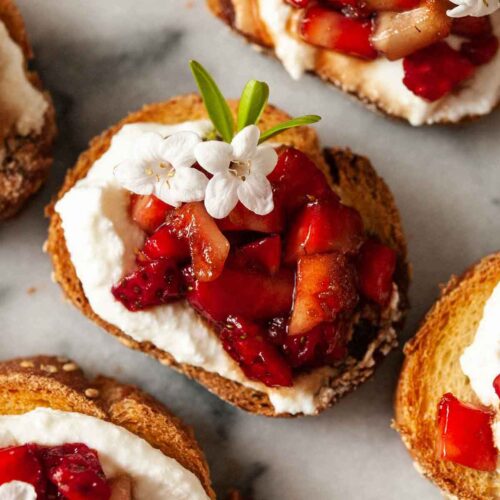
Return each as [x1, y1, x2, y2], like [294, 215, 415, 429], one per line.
[461, 36, 499, 66]
[437, 393, 498, 472]
[129, 194, 173, 234]
[218, 201, 284, 233]
[289, 253, 358, 335]
[142, 225, 190, 262]
[452, 16, 493, 38]
[232, 235, 282, 275]
[268, 148, 335, 214]
[168, 202, 230, 282]
[494, 374, 500, 398]
[221, 317, 293, 387]
[326, 0, 419, 11]
[403, 42, 475, 101]
[357, 239, 397, 307]
[300, 5, 377, 60]
[0, 445, 45, 497]
[41, 443, 111, 500]
[112, 259, 183, 311]
[286, 0, 313, 7]
[285, 199, 365, 264]
[186, 266, 294, 323]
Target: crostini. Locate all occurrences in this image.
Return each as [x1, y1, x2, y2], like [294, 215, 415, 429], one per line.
[395, 252, 500, 499]
[207, 0, 500, 125]
[0, 0, 56, 220]
[47, 62, 409, 417]
[0, 355, 214, 499]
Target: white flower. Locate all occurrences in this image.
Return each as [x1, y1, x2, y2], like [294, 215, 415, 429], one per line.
[0, 481, 37, 500]
[194, 125, 278, 219]
[447, 0, 499, 17]
[114, 131, 208, 207]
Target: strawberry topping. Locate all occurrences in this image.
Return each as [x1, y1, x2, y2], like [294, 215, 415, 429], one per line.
[231, 235, 282, 275]
[461, 36, 499, 66]
[142, 225, 190, 262]
[437, 393, 498, 472]
[494, 374, 500, 399]
[452, 16, 493, 38]
[129, 194, 173, 234]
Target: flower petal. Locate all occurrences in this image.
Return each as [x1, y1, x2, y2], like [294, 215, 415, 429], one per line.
[169, 167, 209, 203]
[195, 141, 233, 175]
[154, 181, 182, 207]
[251, 145, 278, 176]
[237, 174, 274, 216]
[161, 131, 201, 170]
[132, 132, 166, 162]
[204, 173, 239, 219]
[114, 159, 155, 195]
[231, 125, 260, 161]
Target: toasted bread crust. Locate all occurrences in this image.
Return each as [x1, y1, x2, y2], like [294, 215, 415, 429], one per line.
[0, 0, 56, 220]
[395, 253, 500, 499]
[46, 94, 409, 417]
[205, 0, 499, 125]
[0, 355, 215, 498]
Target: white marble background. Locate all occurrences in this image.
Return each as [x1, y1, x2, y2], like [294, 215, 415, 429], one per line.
[1, 0, 499, 498]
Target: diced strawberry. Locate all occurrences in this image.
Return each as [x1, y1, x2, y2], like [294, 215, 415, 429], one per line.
[129, 194, 173, 234]
[326, 0, 420, 11]
[289, 253, 358, 335]
[231, 235, 282, 275]
[112, 259, 183, 311]
[452, 16, 493, 38]
[286, 0, 314, 7]
[186, 266, 294, 323]
[268, 148, 335, 214]
[217, 201, 284, 233]
[285, 199, 365, 264]
[168, 202, 230, 282]
[300, 5, 377, 60]
[437, 393, 498, 472]
[142, 225, 190, 262]
[0, 445, 45, 497]
[494, 374, 500, 399]
[41, 443, 111, 500]
[357, 239, 396, 307]
[221, 317, 293, 387]
[461, 36, 499, 66]
[403, 42, 475, 101]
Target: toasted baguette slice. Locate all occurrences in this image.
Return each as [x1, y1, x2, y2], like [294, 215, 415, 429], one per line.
[0, 0, 56, 220]
[395, 253, 500, 499]
[206, 0, 500, 125]
[46, 94, 410, 417]
[0, 355, 215, 498]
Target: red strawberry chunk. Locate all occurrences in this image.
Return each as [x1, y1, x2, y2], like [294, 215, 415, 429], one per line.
[286, 0, 314, 7]
[300, 6, 377, 60]
[112, 259, 183, 311]
[186, 266, 294, 323]
[268, 148, 335, 214]
[437, 393, 498, 472]
[217, 201, 284, 233]
[289, 253, 358, 335]
[129, 194, 173, 234]
[403, 42, 475, 101]
[461, 36, 499, 66]
[494, 374, 500, 399]
[142, 225, 190, 262]
[452, 16, 493, 38]
[326, 0, 419, 12]
[221, 317, 293, 387]
[0, 444, 45, 497]
[167, 202, 229, 282]
[285, 199, 365, 264]
[357, 239, 397, 307]
[41, 443, 111, 500]
[232, 235, 282, 275]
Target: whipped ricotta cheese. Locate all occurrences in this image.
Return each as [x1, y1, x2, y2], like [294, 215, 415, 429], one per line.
[0, 20, 47, 138]
[255, 0, 500, 125]
[0, 481, 36, 500]
[55, 120, 342, 415]
[0, 408, 209, 500]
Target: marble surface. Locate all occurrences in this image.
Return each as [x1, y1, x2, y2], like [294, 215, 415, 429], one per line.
[1, 0, 499, 498]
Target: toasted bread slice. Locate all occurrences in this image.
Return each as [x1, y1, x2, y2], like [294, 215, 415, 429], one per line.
[395, 253, 500, 499]
[0, 355, 215, 498]
[205, 0, 500, 125]
[0, 0, 56, 220]
[46, 94, 410, 417]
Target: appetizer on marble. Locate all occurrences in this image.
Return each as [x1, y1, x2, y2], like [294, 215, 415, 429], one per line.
[0, 355, 214, 500]
[0, 0, 56, 220]
[395, 252, 500, 499]
[207, 0, 500, 125]
[47, 62, 409, 417]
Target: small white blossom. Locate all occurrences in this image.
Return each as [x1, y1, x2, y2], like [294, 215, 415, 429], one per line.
[447, 0, 499, 17]
[114, 131, 208, 207]
[194, 125, 278, 219]
[0, 481, 37, 500]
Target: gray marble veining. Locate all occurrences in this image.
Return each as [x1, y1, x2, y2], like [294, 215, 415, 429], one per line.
[1, 0, 499, 498]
